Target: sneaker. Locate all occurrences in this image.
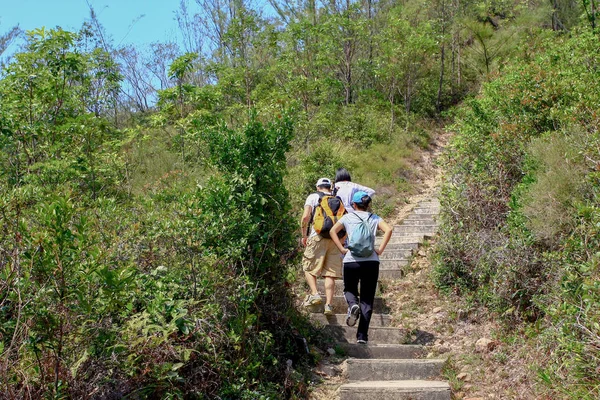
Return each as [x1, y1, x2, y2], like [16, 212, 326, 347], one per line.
[323, 304, 334, 316]
[357, 339, 368, 345]
[303, 293, 323, 306]
[346, 304, 360, 327]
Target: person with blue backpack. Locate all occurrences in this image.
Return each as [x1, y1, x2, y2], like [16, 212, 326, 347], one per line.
[330, 191, 393, 345]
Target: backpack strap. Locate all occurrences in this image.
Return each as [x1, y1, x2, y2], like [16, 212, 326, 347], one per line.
[308, 192, 328, 236]
[352, 212, 372, 222]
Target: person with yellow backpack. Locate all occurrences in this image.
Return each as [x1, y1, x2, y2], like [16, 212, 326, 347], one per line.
[300, 178, 347, 315]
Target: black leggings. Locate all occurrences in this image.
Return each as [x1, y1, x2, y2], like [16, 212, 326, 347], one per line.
[343, 261, 380, 342]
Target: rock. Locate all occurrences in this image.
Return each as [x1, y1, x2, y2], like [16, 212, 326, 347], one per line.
[432, 307, 443, 313]
[326, 348, 336, 356]
[435, 346, 451, 354]
[475, 338, 496, 353]
[456, 372, 472, 382]
[315, 363, 338, 377]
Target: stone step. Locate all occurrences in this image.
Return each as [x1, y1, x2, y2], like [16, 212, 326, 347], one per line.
[324, 325, 408, 344]
[379, 250, 413, 260]
[411, 208, 440, 214]
[340, 380, 451, 400]
[337, 343, 423, 359]
[397, 220, 439, 226]
[306, 296, 388, 314]
[416, 201, 440, 207]
[316, 281, 382, 297]
[378, 269, 404, 280]
[404, 214, 436, 221]
[346, 359, 446, 381]
[378, 236, 424, 244]
[311, 313, 392, 327]
[379, 259, 409, 269]
[393, 225, 438, 234]
[384, 242, 420, 251]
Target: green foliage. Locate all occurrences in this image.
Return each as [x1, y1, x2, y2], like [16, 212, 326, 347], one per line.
[0, 28, 312, 398]
[0, 27, 124, 196]
[435, 26, 600, 396]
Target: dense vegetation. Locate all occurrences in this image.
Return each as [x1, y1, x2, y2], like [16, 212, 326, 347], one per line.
[0, 0, 598, 398]
[435, 25, 600, 399]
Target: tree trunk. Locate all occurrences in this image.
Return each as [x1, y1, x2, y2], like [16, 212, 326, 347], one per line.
[437, 43, 445, 113]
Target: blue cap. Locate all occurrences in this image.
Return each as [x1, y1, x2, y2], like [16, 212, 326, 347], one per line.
[352, 191, 369, 204]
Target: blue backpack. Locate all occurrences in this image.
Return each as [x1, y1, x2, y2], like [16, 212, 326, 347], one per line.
[347, 213, 375, 257]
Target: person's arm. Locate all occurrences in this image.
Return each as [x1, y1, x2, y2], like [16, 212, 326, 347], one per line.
[330, 221, 348, 255]
[300, 205, 312, 247]
[375, 219, 393, 255]
[355, 182, 376, 197]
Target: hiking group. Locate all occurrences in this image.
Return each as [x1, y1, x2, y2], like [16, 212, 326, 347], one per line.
[300, 168, 393, 345]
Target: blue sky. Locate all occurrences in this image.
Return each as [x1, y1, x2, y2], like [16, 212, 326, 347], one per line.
[1, 0, 182, 50]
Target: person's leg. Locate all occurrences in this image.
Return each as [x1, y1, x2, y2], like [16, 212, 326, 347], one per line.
[302, 236, 326, 305]
[324, 276, 335, 306]
[356, 261, 380, 342]
[323, 239, 343, 308]
[343, 262, 360, 307]
[304, 271, 319, 295]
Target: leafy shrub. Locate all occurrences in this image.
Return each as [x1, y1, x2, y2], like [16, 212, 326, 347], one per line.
[435, 26, 600, 396]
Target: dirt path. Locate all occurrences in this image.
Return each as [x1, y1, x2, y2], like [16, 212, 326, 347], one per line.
[307, 129, 540, 400]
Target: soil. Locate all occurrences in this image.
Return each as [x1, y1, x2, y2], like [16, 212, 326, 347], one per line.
[306, 129, 543, 400]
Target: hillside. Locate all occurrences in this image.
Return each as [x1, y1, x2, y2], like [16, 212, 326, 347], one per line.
[1, 0, 599, 398]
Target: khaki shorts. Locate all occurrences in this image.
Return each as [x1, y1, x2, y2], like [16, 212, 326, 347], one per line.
[302, 236, 343, 279]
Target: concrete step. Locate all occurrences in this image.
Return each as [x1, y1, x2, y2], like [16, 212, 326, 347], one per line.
[346, 359, 446, 381]
[324, 325, 409, 344]
[379, 250, 413, 260]
[416, 201, 440, 207]
[316, 281, 382, 297]
[379, 259, 409, 269]
[404, 214, 436, 221]
[378, 269, 404, 280]
[384, 242, 420, 251]
[411, 208, 440, 214]
[340, 380, 451, 400]
[397, 220, 440, 226]
[311, 313, 392, 327]
[337, 343, 423, 359]
[378, 236, 424, 244]
[306, 296, 388, 314]
[393, 225, 438, 234]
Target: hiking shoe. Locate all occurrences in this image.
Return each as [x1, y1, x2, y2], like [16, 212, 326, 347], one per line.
[357, 339, 368, 345]
[346, 304, 360, 327]
[303, 293, 323, 306]
[323, 304, 334, 316]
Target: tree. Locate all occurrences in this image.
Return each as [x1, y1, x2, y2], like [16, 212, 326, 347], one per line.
[375, 6, 437, 124]
[0, 24, 21, 65]
[0, 28, 123, 195]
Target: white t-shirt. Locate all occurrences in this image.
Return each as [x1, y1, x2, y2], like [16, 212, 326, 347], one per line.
[334, 181, 376, 213]
[337, 211, 381, 263]
[304, 191, 331, 237]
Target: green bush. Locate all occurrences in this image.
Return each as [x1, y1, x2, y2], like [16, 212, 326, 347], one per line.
[435, 26, 600, 396]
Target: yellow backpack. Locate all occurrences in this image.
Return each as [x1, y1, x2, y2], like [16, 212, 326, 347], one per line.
[310, 192, 347, 239]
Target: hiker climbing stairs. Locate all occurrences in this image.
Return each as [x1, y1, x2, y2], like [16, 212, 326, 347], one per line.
[309, 197, 451, 399]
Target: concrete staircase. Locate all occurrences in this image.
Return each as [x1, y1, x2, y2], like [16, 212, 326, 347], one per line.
[309, 198, 451, 400]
